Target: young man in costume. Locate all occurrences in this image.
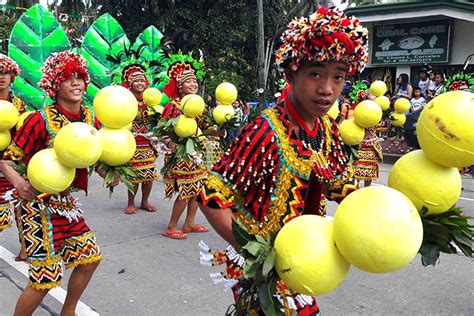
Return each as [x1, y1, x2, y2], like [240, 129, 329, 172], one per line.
[122, 64, 160, 214]
[161, 62, 209, 239]
[198, 7, 367, 315]
[0, 51, 117, 315]
[0, 53, 28, 262]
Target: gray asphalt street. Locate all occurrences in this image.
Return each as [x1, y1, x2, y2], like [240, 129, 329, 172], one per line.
[1, 159, 473, 316]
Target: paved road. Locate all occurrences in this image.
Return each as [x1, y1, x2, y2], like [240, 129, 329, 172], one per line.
[1, 159, 473, 315]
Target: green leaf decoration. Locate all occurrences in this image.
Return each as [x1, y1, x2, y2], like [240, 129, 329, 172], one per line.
[232, 220, 254, 247]
[80, 13, 130, 105]
[8, 4, 71, 110]
[133, 25, 165, 62]
[419, 207, 473, 266]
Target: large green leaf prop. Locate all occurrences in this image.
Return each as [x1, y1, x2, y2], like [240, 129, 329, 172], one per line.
[81, 13, 130, 105]
[133, 25, 170, 105]
[8, 4, 71, 110]
[133, 25, 165, 62]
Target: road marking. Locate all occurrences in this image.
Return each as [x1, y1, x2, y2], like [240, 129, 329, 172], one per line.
[459, 197, 474, 202]
[0, 246, 99, 316]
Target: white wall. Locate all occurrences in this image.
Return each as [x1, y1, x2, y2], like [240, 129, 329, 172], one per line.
[450, 19, 474, 65]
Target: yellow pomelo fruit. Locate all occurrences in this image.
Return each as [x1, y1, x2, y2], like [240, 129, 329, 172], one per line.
[54, 122, 102, 168]
[394, 98, 410, 113]
[275, 215, 350, 296]
[370, 80, 387, 97]
[339, 119, 365, 145]
[391, 112, 406, 126]
[143, 87, 162, 106]
[388, 150, 461, 215]
[215, 82, 238, 105]
[173, 115, 197, 138]
[327, 101, 339, 119]
[374, 96, 390, 111]
[16, 111, 34, 130]
[0, 130, 11, 151]
[181, 94, 205, 118]
[212, 104, 235, 125]
[417, 91, 474, 168]
[98, 127, 136, 166]
[354, 100, 382, 128]
[334, 186, 423, 273]
[27, 148, 76, 194]
[0, 100, 19, 131]
[93, 85, 138, 128]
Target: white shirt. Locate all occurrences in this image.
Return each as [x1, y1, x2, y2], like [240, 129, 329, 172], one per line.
[410, 97, 426, 112]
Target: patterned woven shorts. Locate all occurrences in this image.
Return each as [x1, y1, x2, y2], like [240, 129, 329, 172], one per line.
[19, 200, 101, 290]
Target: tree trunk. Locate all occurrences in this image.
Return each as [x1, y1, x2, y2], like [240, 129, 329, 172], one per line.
[256, 0, 265, 109]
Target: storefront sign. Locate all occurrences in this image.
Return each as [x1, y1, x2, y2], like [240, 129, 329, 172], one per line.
[372, 19, 450, 64]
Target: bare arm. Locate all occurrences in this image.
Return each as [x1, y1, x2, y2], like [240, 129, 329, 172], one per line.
[0, 160, 38, 201]
[199, 203, 239, 249]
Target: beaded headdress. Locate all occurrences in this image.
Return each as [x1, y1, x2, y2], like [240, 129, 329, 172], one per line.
[275, 6, 368, 75]
[0, 53, 21, 82]
[38, 50, 90, 98]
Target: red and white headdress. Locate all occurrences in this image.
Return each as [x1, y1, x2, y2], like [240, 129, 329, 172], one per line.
[0, 53, 21, 82]
[38, 50, 90, 98]
[275, 7, 369, 75]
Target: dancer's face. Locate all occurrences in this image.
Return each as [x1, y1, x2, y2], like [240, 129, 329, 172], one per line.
[181, 78, 198, 96]
[0, 72, 12, 91]
[130, 78, 147, 95]
[57, 74, 85, 103]
[286, 61, 348, 118]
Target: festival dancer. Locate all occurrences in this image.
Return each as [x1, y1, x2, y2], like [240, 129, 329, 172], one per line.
[351, 82, 383, 187]
[0, 53, 27, 262]
[197, 7, 367, 314]
[0, 51, 118, 316]
[122, 64, 160, 214]
[160, 57, 209, 239]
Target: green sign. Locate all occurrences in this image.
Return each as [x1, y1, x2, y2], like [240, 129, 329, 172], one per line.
[372, 19, 450, 65]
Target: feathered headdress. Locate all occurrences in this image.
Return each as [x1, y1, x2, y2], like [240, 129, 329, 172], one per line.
[444, 72, 474, 92]
[275, 6, 368, 75]
[38, 51, 90, 98]
[0, 53, 21, 82]
[159, 51, 205, 100]
[106, 43, 157, 88]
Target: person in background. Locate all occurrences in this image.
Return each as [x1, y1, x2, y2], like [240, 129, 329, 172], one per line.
[410, 86, 426, 112]
[414, 64, 432, 98]
[0, 53, 27, 262]
[396, 73, 413, 100]
[428, 72, 445, 99]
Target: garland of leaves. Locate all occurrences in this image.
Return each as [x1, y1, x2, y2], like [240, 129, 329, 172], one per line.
[93, 162, 138, 198]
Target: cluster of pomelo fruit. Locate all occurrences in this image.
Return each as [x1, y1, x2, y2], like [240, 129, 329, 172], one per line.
[212, 82, 237, 125]
[26, 85, 139, 194]
[339, 80, 387, 145]
[274, 90, 473, 297]
[0, 100, 33, 151]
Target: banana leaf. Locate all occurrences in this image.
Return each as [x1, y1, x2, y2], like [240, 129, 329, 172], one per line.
[8, 4, 71, 110]
[80, 13, 130, 105]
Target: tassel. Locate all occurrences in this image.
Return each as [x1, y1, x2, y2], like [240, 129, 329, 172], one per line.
[200, 252, 214, 266]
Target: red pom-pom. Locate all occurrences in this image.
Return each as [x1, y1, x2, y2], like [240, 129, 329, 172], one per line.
[341, 19, 351, 27]
[317, 7, 328, 16]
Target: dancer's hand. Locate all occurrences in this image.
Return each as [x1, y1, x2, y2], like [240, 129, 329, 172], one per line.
[14, 178, 39, 201]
